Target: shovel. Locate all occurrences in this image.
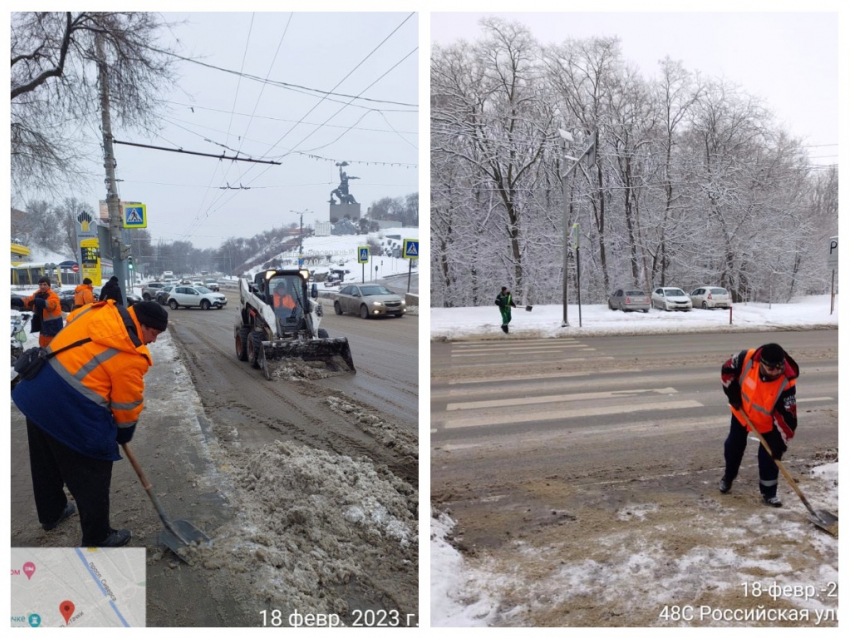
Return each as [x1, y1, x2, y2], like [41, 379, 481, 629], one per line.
[739, 413, 838, 536]
[122, 443, 212, 561]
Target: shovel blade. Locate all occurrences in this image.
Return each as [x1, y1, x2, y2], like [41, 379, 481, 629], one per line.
[159, 519, 212, 562]
[808, 510, 838, 537]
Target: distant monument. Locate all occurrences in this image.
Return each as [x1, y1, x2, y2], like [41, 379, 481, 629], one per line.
[329, 161, 359, 205]
[328, 161, 361, 223]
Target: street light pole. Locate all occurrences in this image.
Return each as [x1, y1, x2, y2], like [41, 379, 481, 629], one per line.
[290, 209, 312, 267]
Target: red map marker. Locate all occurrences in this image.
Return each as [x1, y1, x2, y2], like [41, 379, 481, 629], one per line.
[59, 601, 75, 625]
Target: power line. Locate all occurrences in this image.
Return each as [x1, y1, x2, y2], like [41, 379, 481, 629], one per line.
[112, 139, 281, 164]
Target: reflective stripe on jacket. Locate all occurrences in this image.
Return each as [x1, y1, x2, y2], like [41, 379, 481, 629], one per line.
[12, 300, 152, 460]
[74, 283, 95, 308]
[730, 349, 795, 434]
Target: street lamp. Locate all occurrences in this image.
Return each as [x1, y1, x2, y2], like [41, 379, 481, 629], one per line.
[558, 128, 598, 327]
[289, 209, 313, 266]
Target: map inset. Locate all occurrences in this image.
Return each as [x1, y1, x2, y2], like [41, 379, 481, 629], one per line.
[11, 548, 146, 627]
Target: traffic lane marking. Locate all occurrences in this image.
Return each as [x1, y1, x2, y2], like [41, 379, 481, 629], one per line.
[442, 399, 704, 429]
[446, 387, 679, 411]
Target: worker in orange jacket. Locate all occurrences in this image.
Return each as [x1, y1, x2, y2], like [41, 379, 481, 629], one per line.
[719, 343, 799, 507]
[12, 300, 169, 547]
[73, 277, 95, 309]
[19, 277, 64, 347]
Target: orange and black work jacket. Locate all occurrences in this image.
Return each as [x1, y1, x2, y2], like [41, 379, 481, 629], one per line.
[23, 288, 63, 337]
[12, 300, 153, 461]
[73, 283, 95, 309]
[721, 347, 799, 442]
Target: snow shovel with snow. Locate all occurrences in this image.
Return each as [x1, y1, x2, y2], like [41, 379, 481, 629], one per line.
[122, 443, 212, 561]
[739, 413, 838, 537]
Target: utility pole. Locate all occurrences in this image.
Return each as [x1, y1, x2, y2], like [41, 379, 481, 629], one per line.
[96, 33, 127, 304]
[290, 210, 312, 267]
[558, 129, 597, 327]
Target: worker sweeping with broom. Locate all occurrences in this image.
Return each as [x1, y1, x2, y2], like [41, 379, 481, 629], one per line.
[718, 343, 799, 507]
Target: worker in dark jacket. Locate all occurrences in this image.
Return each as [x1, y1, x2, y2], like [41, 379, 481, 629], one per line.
[495, 286, 517, 334]
[73, 278, 95, 309]
[718, 343, 799, 507]
[99, 275, 123, 305]
[12, 300, 168, 547]
[18, 277, 64, 347]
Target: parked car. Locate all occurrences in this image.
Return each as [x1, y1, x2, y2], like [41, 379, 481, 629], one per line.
[651, 287, 693, 311]
[142, 281, 167, 301]
[334, 284, 406, 318]
[167, 285, 227, 310]
[155, 284, 176, 305]
[690, 286, 731, 309]
[607, 289, 650, 313]
[92, 286, 141, 307]
[203, 279, 220, 291]
[58, 288, 76, 312]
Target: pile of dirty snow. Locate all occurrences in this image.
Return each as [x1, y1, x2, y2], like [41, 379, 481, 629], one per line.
[201, 440, 418, 619]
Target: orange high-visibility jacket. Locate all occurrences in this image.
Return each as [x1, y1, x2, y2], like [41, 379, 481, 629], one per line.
[73, 283, 95, 308]
[12, 300, 152, 460]
[24, 288, 62, 321]
[274, 291, 296, 310]
[730, 349, 796, 434]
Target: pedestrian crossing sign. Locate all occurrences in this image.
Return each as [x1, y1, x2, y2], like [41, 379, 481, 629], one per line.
[403, 239, 418, 259]
[122, 203, 147, 228]
[358, 246, 370, 263]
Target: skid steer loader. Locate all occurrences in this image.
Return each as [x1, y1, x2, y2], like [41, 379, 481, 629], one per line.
[234, 269, 355, 378]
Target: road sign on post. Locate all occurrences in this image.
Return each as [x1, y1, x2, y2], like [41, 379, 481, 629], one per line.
[402, 238, 418, 293]
[358, 246, 369, 282]
[828, 236, 838, 315]
[122, 202, 147, 228]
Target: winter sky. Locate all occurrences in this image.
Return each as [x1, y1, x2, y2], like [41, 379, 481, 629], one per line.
[7, 10, 420, 251]
[431, 9, 839, 168]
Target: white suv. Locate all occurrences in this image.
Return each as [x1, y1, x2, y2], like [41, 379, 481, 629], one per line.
[167, 285, 227, 310]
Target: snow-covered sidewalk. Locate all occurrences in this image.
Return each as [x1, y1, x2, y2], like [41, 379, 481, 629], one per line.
[431, 295, 837, 340]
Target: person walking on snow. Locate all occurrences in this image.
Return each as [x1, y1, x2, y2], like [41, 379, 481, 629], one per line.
[495, 286, 517, 334]
[99, 275, 123, 305]
[718, 343, 799, 507]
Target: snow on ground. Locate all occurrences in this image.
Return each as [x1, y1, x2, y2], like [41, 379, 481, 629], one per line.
[431, 295, 836, 340]
[431, 462, 838, 627]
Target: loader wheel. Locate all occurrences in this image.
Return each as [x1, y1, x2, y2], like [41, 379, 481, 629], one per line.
[235, 326, 249, 361]
[248, 331, 263, 368]
[318, 328, 329, 338]
[201, 299, 211, 310]
[360, 304, 369, 319]
[334, 301, 343, 315]
[169, 299, 179, 310]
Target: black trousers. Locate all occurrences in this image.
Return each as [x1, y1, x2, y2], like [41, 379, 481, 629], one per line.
[26, 418, 114, 545]
[723, 416, 787, 498]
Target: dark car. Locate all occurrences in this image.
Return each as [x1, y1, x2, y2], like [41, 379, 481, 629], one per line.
[155, 284, 176, 305]
[93, 286, 141, 307]
[58, 288, 76, 312]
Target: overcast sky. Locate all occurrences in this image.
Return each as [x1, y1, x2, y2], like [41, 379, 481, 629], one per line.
[431, 11, 839, 168]
[15, 12, 419, 251]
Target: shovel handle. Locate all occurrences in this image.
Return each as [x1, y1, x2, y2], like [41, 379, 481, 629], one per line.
[738, 412, 820, 518]
[121, 443, 190, 544]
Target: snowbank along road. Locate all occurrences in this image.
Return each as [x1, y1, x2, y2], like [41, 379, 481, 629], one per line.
[12, 289, 419, 627]
[431, 329, 837, 627]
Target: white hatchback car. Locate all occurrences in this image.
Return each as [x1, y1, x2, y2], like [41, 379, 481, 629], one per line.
[651, 287, 693, 311]
[690, 286, 731, 309]
[168, 285, 227, 310]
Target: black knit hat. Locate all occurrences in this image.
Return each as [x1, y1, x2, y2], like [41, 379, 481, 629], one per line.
[38, 276, 50, 285]
[109, 275, 119, 283]
[83, 278, 92, 285]
[132, 301, 168, 332]
[760, 343, 786, 367]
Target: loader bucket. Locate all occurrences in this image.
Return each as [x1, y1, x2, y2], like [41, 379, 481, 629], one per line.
[267, 337, 356, 373]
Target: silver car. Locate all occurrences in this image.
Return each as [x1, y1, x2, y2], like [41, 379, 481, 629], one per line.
[651, 287, 693, 311]
[334, 284, 406, 319]
[690, 286, 731, 309]
[608, 289, 650, 313]
[168, 285, 227, 310]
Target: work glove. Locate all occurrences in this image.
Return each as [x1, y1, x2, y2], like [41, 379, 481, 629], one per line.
[33, 297, 47, 309]
[116, 427, 135, 445]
